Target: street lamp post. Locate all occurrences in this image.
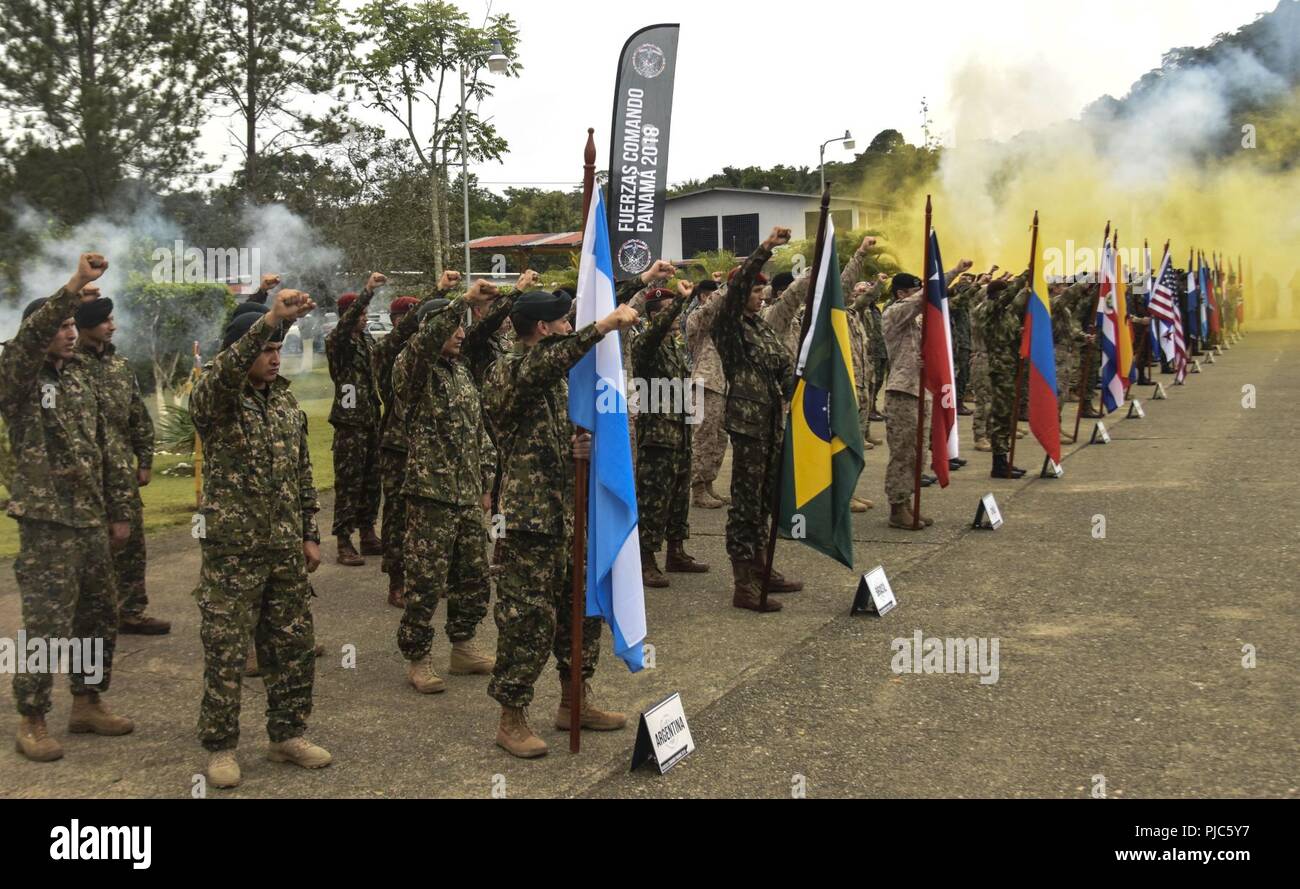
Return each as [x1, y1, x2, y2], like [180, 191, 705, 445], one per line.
[461, 39, 510, 276]
[819, 129, 855, 192]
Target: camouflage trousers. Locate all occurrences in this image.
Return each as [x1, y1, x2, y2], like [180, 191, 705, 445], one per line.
[331, 423, 381, 537]
[955, 344, 972, 404]
[488, 530, 600, 709]
[113, 492, 148, 618]
[884, 391, 930, 505]
[636, 443, 691, 553]
[857, 386, 873, 442]
[195, 544, 314, 751]
[1055, 346, 1074, 420]
[690, 388, 727, 486]
[725, 427, 782, 563]
[398, 497, 491, 661]
[871, 354, 889, 409]
[379, 447, 407, 577]
[12, 520, 118, 716]
[988, 357, 1017, 455]
[970, 350, 990, 441]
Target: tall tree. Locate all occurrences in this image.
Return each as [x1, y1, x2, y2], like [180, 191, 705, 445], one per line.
[0, 0, 211, 216]
[345, 0, 520, 275]
[201, 0, 353, 200]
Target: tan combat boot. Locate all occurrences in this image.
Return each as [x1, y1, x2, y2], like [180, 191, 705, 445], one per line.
[641, 549, 670, 588]
[707, 481, 731, 504]
[68, 693, 134, 736]
[731, 559, 781, 612]
[975, 437, 993, 452]
[449, 639, 495, 675]
[267, 736, 332, 769]
[336, 535, 365, 566]
[555, 680, 628, 731]
[691, 483, 722, 509]
[206, 750, 241, 788]
[15, 715, 63, 762]
[407, 653, 446, 693]
[358, 526, 384, 556]
[889, 502, 929, 530]
[664, 540, 708, 573]
[497, 706, 548, 758]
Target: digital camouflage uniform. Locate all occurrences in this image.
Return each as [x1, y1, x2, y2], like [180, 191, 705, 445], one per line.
[396, 299, 496, 660]
[1052, 284, 1088, 422]
[710, 244, 795, 563]
[881, 290, 930, 504]
[1, 287, 133, 716]
[78, 341, 154, 618]
[483, 323, 607, 708]
[372, 288, 454, 579]
[864, 300, 888, 411]
[950, 283, 973, 404]
[632, 295, 691, 553]
[190, 314, 320, 752]
[957, 285, 990, 441]
[686, 292, 727, 488]
[462, 293, 516, 512]
[982, 276, 1030, 456]
[326, 288, 381, 538]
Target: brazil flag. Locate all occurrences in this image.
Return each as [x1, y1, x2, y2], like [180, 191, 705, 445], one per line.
[777, 222, 865, 567]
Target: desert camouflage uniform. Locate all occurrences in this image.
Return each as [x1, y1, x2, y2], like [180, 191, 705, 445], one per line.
[78, 340, 154, 618]
[483, 323, 607, 708]
[686, 291, 728, 488]
[396, 299, 496, 660]
[190, 314, 320, 751]
[326, 288, 381, 537]
[1, 287, 133, 716]
[711, 244, 794, 563]
[633, 295, 691, 553]
[882, 289, 929, 504]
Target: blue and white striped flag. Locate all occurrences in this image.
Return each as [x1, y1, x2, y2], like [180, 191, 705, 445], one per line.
[568, 189, 646, 672]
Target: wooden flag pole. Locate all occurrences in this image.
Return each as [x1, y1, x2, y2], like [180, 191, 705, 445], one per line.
[761, 183, 831, 608]
[569, 127, 596, 754]
[1072, 221, 1109, 442]
[911, 196, 933, 530]
[1007, 211, 1039, 476]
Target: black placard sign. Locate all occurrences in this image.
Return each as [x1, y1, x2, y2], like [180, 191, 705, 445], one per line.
[607, 24, 679, 281]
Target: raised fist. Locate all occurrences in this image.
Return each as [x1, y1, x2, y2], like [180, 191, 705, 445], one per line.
[366, 272, 388, 291]
[515, 269, 540, 291]
[70, 253, 108, 292]
[598, 303, 639, 334]
[860, 236, 877, 251]
[465, 279, 499, 306]
[765, 227, 792, 248]
[641, 259, 676, 285]
[271, 289, 317, 322]
[260, 274, 282, 292]
[677, 279, 694, 299]
[437, 270, 463, 292]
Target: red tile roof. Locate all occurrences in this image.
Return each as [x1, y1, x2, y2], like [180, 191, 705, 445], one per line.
[467, 232, 582, 249]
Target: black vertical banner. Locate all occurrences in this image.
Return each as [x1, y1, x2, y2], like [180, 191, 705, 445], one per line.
[607, 23, 679, 281]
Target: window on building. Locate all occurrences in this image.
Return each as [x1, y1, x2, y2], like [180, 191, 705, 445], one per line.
[681, 215, 718, 259]
[721, 213, 759, 256]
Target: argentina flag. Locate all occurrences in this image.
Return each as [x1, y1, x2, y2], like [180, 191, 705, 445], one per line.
[568, 189, 646, 672]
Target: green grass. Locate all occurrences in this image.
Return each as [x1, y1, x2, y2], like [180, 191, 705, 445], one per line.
[0, 364, 339, 559]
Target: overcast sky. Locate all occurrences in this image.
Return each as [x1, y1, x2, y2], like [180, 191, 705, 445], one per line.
[198, 0, 1272, 193]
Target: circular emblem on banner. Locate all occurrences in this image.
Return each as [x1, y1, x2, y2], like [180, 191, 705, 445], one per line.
[617, 239, 653, 275]
[631, 43, 667, 79]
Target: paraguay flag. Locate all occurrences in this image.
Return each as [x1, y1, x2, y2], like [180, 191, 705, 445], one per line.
[1019, 215, 1060, 464]
[568, 189, 645, 671]
[776, 213, 864, 567]
[922, 228, 958, 485]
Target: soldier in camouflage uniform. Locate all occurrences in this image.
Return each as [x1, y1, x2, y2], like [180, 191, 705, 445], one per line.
[72, 288, 169, 635]
[483, 290, 638, 758]
[2, 254, 135, 762]
[326, 275, 386, 566]
[686, 280, 728, 508]
[950, 273, 975, 414]
[1052, 281, 1094, 439]
[372, 271, 462, 606]
[633, 282, 709, 588]
[711, 227, 805, 613]
[190, 290, 329, 789]
[396, 284, 500, 692]
[956, 273, 993, 451]
[983, 272, 1031, 478]
[864, 287, 889, 422]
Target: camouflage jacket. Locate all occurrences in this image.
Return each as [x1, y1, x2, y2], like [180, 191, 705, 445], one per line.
[949, 283, 973, 352]
[77, 341, 154, 474]
[374, 289, 450, 453]
[686, 294, 725, 394]
[0, 287, 132, 527]
[883, 268, 965, 394]
[983, 277, 1031, 372]
[191, 314, 320, 550]
[463, 295, 515, 388]
[959, 286, 990, 355]
[397, 300, 496, 506]
[631, 296, 690, 450]
[773, 270, 871, 394]
[1051, 284, 1089, 352]
[484, 324, 605, 538]
[710, 244, 794, 440]
[325, 287, 381, 427]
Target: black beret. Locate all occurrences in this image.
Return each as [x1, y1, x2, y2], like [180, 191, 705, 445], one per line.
[21, 297, 49, 321]
[695, 279, 720, 294]
[232, 301, 268, 319]
[553, 286, 577, 300]
[512, 290, 572, 323]
[74, 297, 114, 329]
[771, 271, 795, 293]
[221, 311, 285, 350]
[416, 297, 452, 322]
[891, 273, 923, 295]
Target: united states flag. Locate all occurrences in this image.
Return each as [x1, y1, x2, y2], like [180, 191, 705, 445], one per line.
[1149, 251, 1188, 382]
